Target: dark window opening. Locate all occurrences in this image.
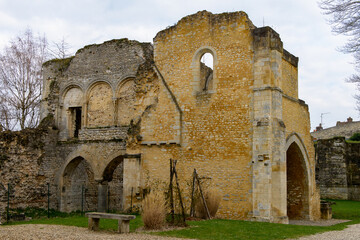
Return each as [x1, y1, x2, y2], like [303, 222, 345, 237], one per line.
[69, 107, 82, 138]
[74, 107, 82, 138]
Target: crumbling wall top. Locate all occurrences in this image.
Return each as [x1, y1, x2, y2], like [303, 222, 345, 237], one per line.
[43, 38, 153, 79]
[154, 10, 255, 41]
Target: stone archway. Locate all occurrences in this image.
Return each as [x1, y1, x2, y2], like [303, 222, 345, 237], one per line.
[61, 157, 97, 212]
[99, 154, 141, 212]
[286, 140, 310, 220]
[102, 156, 124, 212]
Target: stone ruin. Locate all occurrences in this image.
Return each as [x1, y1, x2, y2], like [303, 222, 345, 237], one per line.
[0, 10, 320, 223]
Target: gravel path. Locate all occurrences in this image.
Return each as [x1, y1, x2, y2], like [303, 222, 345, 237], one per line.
[0, 224, 194, 240]
[288, 223, 360, 240]
[1, 223, 360, 240]
[289, 219, 350, 226]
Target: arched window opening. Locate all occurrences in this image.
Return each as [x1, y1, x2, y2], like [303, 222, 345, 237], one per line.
[200, 52, 214, 91]
[61, 87, 83, 140]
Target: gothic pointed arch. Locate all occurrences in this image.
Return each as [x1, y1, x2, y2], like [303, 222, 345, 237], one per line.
[285, 133, 311, 219]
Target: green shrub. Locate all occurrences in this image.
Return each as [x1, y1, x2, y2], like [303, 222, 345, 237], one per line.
[349, 132, 360, 141]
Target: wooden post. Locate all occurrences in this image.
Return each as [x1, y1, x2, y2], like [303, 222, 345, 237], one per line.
[173, 160, 186, 224]
[169, 159, 174, 223]
[88, 217, 99, 231]
[118, 219, 131, 233]
[130, 187, 133, 213]
[190, 169, 196, 217]
[195, 170, 211, 219]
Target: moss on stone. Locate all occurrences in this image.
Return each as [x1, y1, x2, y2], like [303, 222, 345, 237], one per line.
[43, 56, 74, 72]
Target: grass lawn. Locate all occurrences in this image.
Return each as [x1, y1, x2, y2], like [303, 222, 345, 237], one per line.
[154, 199, 360, 240]
[5, 214, 143, 233]
[2, 200, 360, 239]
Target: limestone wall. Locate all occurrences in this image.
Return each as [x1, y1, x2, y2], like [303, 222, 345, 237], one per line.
[0, 120, 59, 214]
[281, 58, 298, 99]
[147, 11, 255, 219]
[78, 127, 128, 141]
[316, 137, 360, 201]
[282, 97, 319, 219]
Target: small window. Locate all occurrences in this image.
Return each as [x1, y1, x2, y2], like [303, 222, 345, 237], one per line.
[69, 107, 82, 138]
[200, 53, 213, 91]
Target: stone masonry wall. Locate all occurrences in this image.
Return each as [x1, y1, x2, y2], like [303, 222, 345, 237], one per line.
[149, 11, 255, 219]
[0, 117, 59, 216]
[78, 127, 129, 141]
[316, 137, 360, 200]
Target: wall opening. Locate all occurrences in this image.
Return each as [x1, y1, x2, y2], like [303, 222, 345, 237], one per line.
[69, 107, 82, 138]
[200, 52, 213, 91]
[103, 156, 124, 211]
[61, 157, 97, 212]
[60, 86, 83, 140]
[286, 142, 309, 219]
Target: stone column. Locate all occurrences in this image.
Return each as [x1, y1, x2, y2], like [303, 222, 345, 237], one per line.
[83, 102, 88, 128]
[97, 181, 108, 212]
[251, 27, 288, 223]
[112, 97, 118, 126]
[123, 157, 141, 210]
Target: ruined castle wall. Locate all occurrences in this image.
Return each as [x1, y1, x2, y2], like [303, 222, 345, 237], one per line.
[147, 11, 255, 219]
[282, 97, 319, 219]
[0, 124, 60, 214]
[42, 39, 153, 139]
[316, 137, 360, 201]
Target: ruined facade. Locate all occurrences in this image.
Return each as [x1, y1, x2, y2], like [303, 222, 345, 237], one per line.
[1, 11, 319, 223]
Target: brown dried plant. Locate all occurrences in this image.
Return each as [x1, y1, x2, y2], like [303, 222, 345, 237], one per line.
[195, 189, 221, 219]
[142, 191, 166, 229]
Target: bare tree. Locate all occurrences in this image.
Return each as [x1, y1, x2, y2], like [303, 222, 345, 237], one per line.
[48, 36, 72, 59]
[319, 0, 360, 110]
[0, 29, 48, 130]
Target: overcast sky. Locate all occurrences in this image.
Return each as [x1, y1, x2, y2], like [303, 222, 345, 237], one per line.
[0, 0, 357, 130]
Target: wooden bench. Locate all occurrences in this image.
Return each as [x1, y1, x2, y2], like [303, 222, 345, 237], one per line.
[85, 212, 136, 233]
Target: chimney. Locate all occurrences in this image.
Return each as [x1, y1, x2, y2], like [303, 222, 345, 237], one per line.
[316, 123, 323, 131]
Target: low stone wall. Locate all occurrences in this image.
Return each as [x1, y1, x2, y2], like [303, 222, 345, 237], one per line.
[0, 125, 58, 216]
[316, 137, 360, 200]
[78, 127, 129, 141]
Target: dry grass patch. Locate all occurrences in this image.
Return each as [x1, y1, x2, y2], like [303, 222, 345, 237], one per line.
[195, 189, 221, 218]
[142, 191, 167, 229]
